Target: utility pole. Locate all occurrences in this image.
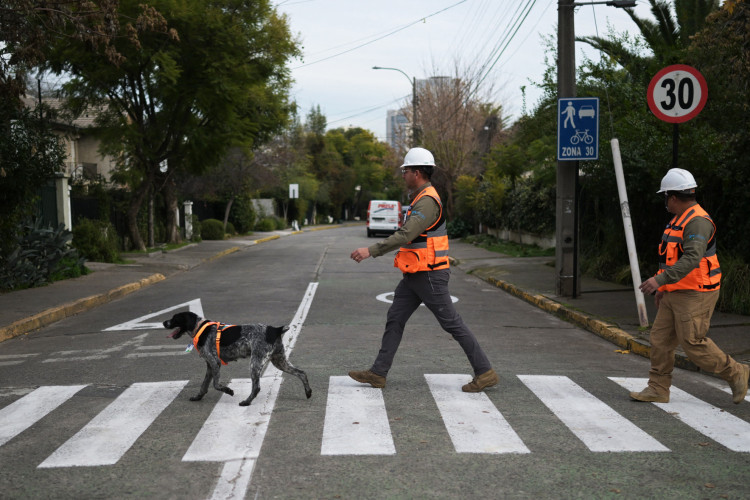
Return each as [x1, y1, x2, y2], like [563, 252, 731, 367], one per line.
[556, 0, 580, 297]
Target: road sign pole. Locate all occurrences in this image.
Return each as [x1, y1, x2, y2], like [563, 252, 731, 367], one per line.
[672, 123, 679, 169]
[556, 0, 579, 298]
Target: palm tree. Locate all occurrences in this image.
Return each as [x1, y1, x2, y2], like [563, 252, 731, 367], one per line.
[577, 0, 720, 84]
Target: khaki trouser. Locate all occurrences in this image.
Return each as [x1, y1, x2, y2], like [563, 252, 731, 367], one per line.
[648, 290, 741, 395]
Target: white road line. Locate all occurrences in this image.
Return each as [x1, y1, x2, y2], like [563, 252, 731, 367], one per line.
[321, 376, 396, 456]
[0, 385, 87, 448]
[206, 281, 318, 500]
[0, 361, 27, 367]
[125, 351, 186, 358]
[38, 380, 188, 467]
[610, 377, 750, 452]
[210, 458, 256, 500]
[519, 375, 669, 452]
[425, 374, 529, 454]
[182, 378, 280, 462]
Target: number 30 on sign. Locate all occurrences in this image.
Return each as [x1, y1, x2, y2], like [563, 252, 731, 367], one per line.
[647, 64, 707, 124]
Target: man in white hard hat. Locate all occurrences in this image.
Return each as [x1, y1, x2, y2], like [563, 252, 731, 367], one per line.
[349, 147, 498, 393]
[632, 168, 749, 404]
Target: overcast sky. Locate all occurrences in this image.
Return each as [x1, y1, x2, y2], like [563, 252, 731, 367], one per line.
[276, 0, 654, 141]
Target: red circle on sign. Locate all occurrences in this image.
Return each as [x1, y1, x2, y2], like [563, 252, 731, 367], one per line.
[647, 64, 707, 123]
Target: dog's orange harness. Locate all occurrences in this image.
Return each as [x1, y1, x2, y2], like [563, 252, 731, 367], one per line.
[193, 321, 236, 365]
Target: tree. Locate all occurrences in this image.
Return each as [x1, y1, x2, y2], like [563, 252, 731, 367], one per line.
[0, 1, 165, 107]
[413, 68, 505, 218]
[0, 106, 66, 257]
[45, 0, 300, 250]
[578, 0, 720, 84]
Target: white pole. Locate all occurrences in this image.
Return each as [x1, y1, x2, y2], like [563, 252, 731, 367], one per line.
[611, 139, 649, 327]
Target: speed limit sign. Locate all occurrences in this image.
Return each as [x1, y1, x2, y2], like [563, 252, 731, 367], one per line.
[647, 64, 707, 123]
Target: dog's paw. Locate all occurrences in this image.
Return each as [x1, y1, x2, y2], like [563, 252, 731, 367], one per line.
[222, 387, 234, 396]
[189, 394, 204, 402]
[239, 400, 251, 407]
[306, 389, 312, 399]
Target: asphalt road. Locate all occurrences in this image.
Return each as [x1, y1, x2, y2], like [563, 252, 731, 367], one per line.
[1, 226, 749, 499]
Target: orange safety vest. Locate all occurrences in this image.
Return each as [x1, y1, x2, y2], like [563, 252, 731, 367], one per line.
[193, 321, 236, 365]
[657, 203, 721, 292]
[394, 185, 450, 273]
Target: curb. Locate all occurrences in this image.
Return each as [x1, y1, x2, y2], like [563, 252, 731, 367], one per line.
[0, 273, 165, 343]
[473, 271, 699, 371]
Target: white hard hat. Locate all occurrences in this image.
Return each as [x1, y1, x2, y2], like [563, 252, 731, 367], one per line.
[657, 168, 697, 193]
[401, 147, 435, 168]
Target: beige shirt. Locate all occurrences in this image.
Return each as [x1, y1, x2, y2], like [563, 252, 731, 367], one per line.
[654, 214, 715, 286]
[368, 183, 441, 258]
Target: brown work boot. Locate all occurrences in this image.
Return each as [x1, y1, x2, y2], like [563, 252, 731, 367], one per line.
[462, 369, 499, 393]
[729, 364, 750, 404]
[629, 386, 669, 403]
[349, 370, 386, 388]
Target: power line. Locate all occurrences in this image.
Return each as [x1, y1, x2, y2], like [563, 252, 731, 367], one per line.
[292, 0, 468, 69]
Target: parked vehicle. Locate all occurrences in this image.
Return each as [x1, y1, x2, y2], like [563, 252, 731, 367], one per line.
[367, 200, 402, 237]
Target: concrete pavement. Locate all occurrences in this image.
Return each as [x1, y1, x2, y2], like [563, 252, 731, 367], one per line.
[1, 225, 748, 377]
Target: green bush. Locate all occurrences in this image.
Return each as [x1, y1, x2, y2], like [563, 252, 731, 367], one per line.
[72, 218, 120, 263]
[0, 219, 86, 291]
[716, 254, 750, 315]
[447, 218, 472, 239]
[230, 195, 257, 234]
[274, 216, 287, 230]
[255, 217, 277, 232]
[189, 215, 202, 242]
[200, 219, 225, 240]
[225, 221, 236, 235]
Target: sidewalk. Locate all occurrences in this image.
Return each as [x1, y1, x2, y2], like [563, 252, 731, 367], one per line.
[1, 227, 748, 375]
[449, 241, 750, 372]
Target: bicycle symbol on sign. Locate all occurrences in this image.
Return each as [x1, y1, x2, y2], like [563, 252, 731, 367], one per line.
[570, 129, 594, 145]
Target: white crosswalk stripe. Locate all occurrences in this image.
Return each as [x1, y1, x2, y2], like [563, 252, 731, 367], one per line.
[321, 376, 396, 455]
[0, 385, 87, 447]
[38, 380, 188, 468]
[1, 373, 749, 470]
[519, 375, 669, 452]
[425, 374, 529, 454]
[610, 377, 750, 452]
[182, 378, 281, 462]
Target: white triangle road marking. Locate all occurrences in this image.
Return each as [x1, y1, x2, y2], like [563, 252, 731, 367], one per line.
[102, 299, 204, 331]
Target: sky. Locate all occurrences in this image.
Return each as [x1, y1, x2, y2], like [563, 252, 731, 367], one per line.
[276, 0, 654, 142]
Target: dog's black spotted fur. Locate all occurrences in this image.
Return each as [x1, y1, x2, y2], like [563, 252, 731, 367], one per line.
[163, 311, 312, 406]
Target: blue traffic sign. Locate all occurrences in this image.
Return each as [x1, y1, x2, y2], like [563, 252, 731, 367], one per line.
[558, 97, 599, 161]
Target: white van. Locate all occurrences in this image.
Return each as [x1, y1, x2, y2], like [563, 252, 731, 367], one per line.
[367, 200, 402, 237]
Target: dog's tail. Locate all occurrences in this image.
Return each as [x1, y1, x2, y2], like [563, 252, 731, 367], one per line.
[266, 325, 290, 344]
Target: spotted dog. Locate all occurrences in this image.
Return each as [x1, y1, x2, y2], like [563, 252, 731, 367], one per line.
[163, 311, 312, 406]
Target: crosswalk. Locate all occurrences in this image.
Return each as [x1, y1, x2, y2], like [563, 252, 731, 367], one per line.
[1, 374, 748, 470]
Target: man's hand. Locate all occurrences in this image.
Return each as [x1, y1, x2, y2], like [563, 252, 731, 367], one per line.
[351, 247, 370, 263]
[639, 277, 660, 295]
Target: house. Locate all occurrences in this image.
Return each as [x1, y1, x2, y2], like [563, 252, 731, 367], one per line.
[23, 95, 120, 229]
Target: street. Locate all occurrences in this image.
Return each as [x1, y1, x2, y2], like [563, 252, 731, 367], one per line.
[1, 226, 749, 499]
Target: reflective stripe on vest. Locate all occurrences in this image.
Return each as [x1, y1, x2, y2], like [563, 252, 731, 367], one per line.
[393, 186, 450, 273]
[193, 321, 235, 365]
[657, 203, 721, 292]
